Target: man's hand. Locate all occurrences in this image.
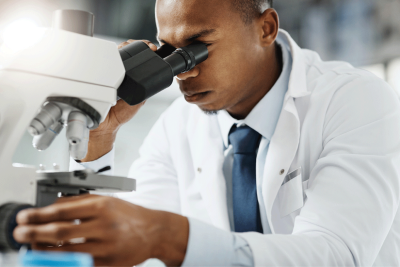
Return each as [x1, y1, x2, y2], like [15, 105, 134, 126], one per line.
[13, 195, 189, 266]
[82, 40, 158, 162]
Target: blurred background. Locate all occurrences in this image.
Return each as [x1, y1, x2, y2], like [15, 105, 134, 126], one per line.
[2, 0, 400, 176]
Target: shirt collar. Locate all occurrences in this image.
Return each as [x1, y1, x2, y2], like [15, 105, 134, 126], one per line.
[217, 40, 293, 148]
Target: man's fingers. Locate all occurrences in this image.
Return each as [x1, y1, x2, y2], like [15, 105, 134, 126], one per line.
[117, 41, 129, 49]
[138, 40, 158, 51]
[16, 195, 104, 224]
[34, 241, 102, 255]
[33, 241, 115, 262]
[118, 39, 158, 51]
[14, 220, 105, 244]
[31, 241, 59, 248]
[128, 39, 158, 51]
[33, 240, 119, 266]
[55, 193, 95, 204]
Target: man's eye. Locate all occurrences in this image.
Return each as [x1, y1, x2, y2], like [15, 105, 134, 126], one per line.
[205, 43, 212, 47]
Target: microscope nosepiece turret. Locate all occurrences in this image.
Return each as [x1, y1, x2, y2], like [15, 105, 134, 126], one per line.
[28, 97, 100, 160]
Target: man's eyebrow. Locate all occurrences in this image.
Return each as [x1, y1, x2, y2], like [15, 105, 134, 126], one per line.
[157, 29, 217, 47]
[186, 29, 217, 42]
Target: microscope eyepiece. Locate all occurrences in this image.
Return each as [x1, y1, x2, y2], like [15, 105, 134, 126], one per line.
[117, 41, 209, 106]
[164, 42, 208, 76]
[178, 42, 209, 71]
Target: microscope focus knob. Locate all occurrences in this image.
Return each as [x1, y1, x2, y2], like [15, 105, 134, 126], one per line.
[0, 203, 33, 251]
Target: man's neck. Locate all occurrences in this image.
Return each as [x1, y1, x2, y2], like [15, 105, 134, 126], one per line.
[227, 42, 283, 120]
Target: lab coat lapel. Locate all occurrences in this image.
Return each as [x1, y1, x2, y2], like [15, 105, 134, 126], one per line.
[263, 98, 300, 233]
[262, 30, 310, 233]
[187, 112, 230, 231]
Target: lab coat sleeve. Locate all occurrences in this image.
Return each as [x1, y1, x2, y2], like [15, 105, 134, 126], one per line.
[239, 77, 400, 266]
[182, 218, 254, 267]
[114, 111, 181, 214]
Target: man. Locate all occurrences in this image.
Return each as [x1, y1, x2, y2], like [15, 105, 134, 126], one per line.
[13, 0, 400, 266]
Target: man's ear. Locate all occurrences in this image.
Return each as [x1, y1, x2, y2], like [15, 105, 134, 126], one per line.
[258, 8, 279, 47]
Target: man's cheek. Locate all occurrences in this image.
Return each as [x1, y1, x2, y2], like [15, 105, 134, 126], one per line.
[200, 62, 226, 84]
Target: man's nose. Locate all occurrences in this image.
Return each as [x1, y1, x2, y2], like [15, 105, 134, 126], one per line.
[176, 67, 200, 81]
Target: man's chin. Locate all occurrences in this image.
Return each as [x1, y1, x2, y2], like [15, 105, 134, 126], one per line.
[198, 104, 221, 115]
[181, 91, 223, 115]
[201, 109, 219, 116]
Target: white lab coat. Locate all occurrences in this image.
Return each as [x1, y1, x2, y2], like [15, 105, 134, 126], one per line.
[119, 30, 400, 266]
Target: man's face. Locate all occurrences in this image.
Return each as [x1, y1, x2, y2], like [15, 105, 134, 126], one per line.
[156, 0, 270, 114]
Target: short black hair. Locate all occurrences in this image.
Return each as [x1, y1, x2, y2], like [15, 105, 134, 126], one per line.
[232, 0, 273, 24]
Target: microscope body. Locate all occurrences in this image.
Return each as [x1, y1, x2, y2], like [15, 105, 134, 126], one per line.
[0, 28, 125, 207]
[0, 9, 208, 251]
[0, 25, 140, 251]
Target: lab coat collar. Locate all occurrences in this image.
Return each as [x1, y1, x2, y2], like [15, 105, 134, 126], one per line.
[217, 36, 292, 147]
[277, 29, 311, 100]
[245, 40, 292, 141]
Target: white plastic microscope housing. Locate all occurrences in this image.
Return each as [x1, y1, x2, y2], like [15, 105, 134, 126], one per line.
[0, 28, 125, 206]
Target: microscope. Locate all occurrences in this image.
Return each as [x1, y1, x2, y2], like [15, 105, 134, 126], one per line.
[0, 10, 208, 251]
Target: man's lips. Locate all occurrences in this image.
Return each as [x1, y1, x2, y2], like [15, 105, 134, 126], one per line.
[183, 91, 211, 102]
[183, 90, 208, 97]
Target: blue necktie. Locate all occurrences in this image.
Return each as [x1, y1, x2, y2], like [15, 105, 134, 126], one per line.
[229, 124, 263, 233]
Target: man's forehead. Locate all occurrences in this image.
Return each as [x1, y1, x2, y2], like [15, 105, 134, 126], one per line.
[156, 0, 230, 27]
[157, 0, 230, 13]
[156, 0, 229, 44]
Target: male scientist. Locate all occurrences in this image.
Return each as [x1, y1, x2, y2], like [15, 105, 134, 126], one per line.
[13, 0, 400, 266]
